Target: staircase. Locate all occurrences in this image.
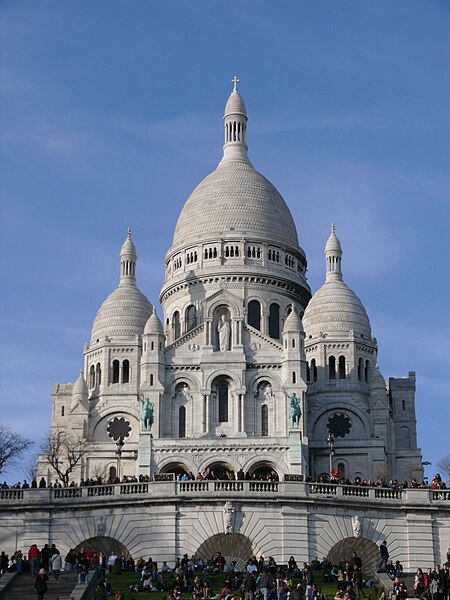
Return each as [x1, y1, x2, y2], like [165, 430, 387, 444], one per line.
[5, 571, 78, 599]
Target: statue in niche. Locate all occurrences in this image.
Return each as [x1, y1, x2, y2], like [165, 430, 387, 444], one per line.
[223, 501, 235, 534]
[352, 515, 362, 538]
[218, 315, 231, 351]
[139, 395, 154, 431]
[176, 383, 191, 403]
[257, 382, 273, 402]
[288, 393, 301, 428]
[95, 515, 107, 537]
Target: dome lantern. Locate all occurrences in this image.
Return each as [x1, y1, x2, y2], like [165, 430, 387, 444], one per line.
[325, 223, 343, 282]
[119, 227, 137, 288]
[221, 76, 251, 165]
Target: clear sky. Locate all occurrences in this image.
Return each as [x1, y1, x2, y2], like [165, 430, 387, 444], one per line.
[1, 1, 449, 484]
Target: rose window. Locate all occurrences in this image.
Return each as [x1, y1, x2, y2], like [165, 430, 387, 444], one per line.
[107, 417, 132, 441]
[326, 413, 352, 438]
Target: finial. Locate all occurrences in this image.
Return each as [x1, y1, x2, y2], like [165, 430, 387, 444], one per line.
[127, 227, 131, 239]
[231, 75, 240, 92]
[331, 223, 335, 234]
[79, 369, 83, 376]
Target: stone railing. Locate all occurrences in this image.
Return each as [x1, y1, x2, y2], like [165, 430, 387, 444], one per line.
[0, 481, 448, 506]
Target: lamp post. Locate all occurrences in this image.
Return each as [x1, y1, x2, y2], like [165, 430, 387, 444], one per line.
[115, 436, 125, 482]
[326, 433, 335, 478]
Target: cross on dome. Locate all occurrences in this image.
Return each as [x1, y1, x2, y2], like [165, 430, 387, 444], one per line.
[127, 227, 132, 239]
[331, 223, 335, 234]
[231, 75, 240, 91]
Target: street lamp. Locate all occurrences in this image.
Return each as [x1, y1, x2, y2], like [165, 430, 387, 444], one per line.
[115, 436, 125, 482]
[326, 433, 335, 478]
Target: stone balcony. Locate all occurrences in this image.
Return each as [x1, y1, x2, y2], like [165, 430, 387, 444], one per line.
[1, 481, 449, 508]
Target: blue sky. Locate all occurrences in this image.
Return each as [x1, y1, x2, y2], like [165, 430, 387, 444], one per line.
[1, 1, 449, 483]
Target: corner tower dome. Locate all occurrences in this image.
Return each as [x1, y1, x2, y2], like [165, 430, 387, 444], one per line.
[171, 77, 300, 251]
[90, 229, 153, 343]
[303, 225, 372, 338]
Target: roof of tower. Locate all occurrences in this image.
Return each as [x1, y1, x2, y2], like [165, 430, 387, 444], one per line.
[72, 370, 88, 398]
[370, 364, 386, 391]
[171, 79, 300, 250]
[90, 232, 152, 343]
[224, 77, 247, 117]
[303, 226, 372, 338]
[283, 304, 303, 332]
[144, 307, 164, 335]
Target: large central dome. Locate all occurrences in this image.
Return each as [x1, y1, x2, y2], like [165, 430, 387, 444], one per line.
[171, 82, 300, 251]
[172, 161, 299, 248]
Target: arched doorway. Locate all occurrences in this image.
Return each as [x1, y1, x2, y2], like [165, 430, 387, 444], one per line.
[74, 536, 131, 560]
[205, 461, 236, 480]
[159, 462, 190, 478]
[328, 537, 379, 575]
[197, 533, 259, 570]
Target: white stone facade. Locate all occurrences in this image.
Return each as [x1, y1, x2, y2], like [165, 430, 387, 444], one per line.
[45, 83, 423, 486]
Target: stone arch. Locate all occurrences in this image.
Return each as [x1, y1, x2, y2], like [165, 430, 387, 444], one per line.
[198, 456, 240, 477]
[74, 536, 131, 560]
[157, 455, 197, 475]
[206, 296, 241, 320]
[92, 412, 139, 444]
[311, 404, 369, 439]
[205, 369, 240, 390]
[196, 532, 260, 570]
[167, 373, 199, 394]
[328, 537, 379, 575]
[241, 455, 288, 478]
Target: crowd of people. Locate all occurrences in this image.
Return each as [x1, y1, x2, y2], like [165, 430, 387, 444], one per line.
[0, 473, 446, 491]
[1, 541, 450, 600]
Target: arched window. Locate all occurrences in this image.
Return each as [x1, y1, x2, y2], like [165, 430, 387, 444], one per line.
[339, 356, 346, 379]
[185, 305, 197, 332]
[329, 356, 336, 379]
[172, 311, 181, 340]
[109, 466, 117, 482]
[261, 405, 269, 437]
[269, 303, 280, 339]
[112, 360, 120, 384]
[365, 360, 370, 384]
[122, 359, 130, 383]
[292, 371, 296, 384]
[248, 300, 261, 330]
[358, 358, 364, 382]
[337, 462, 345, 479]
[218, 381, 229, 422]
[61, 405, 65, 417]
[89, 365, 95, 389]
[398, 426, 410, 448]
[150, 374, 154, 386]
[179, 406, 186, 438]
[311, 358, 318, 382]
[95, 363, 101, 386]
[306, 362, 311, 382]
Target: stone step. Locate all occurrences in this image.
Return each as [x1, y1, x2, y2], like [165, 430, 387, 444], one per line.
[5, 572, 78, 600]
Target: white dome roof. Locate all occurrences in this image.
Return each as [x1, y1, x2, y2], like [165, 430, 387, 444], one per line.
[283, 304, 303, 332]
[91, 286, 152, 342]
[303, 279, 371, 338]
[224, 89, 247, 118]
[144, 307, 164, 335]
[172, 161, 299, 249]
[90, 231, 153, 343]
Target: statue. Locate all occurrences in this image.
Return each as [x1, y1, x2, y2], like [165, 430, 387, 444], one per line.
[218, 315, 231, 351]
[139, 395, 154, 431]
[176, 383, 190, 402]
[288, 393, 301, 428]
[223, 501, 235, 534]
[352, 515, 362, 538]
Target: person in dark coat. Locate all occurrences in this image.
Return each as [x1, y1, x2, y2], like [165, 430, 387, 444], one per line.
[34, 568, 48, 600]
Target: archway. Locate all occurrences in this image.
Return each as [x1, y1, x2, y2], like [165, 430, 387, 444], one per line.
[74, 536, 131, 560]
[197, 533, 259, 570]
[205, 461, 236, 480]
[159, 462, 190, 477]
[328, 537, 379, 575]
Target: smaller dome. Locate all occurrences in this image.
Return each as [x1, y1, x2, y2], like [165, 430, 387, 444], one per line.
[325, 224, 342, 254]
[120, 228, 136, 258]
[224, 89, 247, 118]
[370, 364, 386, 391]
[303, 280, 371, 338]
[72, 370, 88, 398]
[283, 305, 303, 333]
[144, 307, 164, 335]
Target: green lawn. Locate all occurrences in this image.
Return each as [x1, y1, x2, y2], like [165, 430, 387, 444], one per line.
[102, 570, 380, 600]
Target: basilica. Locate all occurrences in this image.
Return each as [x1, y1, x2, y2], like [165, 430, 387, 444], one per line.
[47, 81, 423, 486]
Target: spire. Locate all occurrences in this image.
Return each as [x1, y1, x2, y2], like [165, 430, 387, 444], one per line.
[221, 76, 251, 164]
[119, 228, 137, 287]
[325, 223, 343, 282]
